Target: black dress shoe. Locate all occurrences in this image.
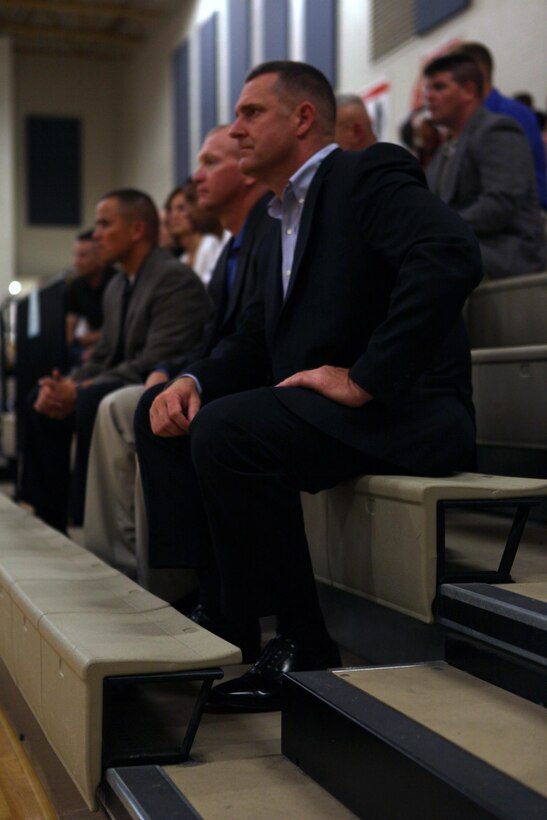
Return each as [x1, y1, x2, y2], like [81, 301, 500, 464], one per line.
[184, 604, 261, 664]
[206, 634, 342, 713]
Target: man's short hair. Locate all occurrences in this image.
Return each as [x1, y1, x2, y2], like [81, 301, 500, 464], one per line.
[76, 229, 95, 242]
[336, 93, 365, 109]
[246, 60, 336, 135]
[454, 42, 494, 80]
[423, 53, 483, 98]
[101, 188, 159, 244]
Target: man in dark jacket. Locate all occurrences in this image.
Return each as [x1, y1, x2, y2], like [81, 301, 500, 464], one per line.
[146, 61, 482, 711]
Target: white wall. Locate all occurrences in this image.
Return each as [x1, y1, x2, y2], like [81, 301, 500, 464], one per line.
[14, 53, 121, 280]
[117, 0, 546, 188]
[0, 37, 16, 297]
[117, 0, 199, 204]
[10, 0, 546, 283]
[337, 0, 547, 140]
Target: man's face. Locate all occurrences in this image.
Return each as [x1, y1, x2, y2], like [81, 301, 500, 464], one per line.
[229, 73, 298, 182]
[72, 239, 101, 277]
[93, 197, 135, 265]
[192, 129, 244, 213]
[424, 71, 469, 128]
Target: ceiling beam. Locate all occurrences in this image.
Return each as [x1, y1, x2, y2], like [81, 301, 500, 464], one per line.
[16, 43, 126, 60]
[0, 0, 160, 21]
[0, 21, 143, 45]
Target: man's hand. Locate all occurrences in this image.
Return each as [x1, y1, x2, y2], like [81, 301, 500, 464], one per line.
[34, 370, 78, 419]
[149, 376, 202, 437]
[144, 370, 169, 389]
[277, 366, 372, 407]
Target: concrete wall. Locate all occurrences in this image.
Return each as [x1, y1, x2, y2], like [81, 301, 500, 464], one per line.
[13, 54, 120, 281]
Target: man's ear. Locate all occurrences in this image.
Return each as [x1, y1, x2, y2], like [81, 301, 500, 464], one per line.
[130, 219, 147, 242]
[294, 101, 316, 137]
[462, 79, 479, 103]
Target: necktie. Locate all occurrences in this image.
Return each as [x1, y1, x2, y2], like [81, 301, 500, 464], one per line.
[225, 239, 239, 295]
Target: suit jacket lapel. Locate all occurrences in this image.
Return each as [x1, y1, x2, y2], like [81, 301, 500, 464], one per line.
[223, 233, 250, 324]
[439, 107, 485, 203]
[123, 247, 156, 335]
[220, 194, 272, 327]
[282, 150, 338, 304]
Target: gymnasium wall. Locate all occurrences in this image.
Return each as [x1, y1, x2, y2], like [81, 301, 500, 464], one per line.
[4, 0, 546, 283]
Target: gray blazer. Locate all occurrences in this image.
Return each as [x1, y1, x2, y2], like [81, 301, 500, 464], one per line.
[426, 106, 546, 278]
[72, 246, 210, 384]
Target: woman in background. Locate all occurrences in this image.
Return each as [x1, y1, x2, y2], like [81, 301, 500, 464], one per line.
[165, 180, 228, 286]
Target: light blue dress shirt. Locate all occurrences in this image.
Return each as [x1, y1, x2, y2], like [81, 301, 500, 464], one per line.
[268, 143, 338, 296]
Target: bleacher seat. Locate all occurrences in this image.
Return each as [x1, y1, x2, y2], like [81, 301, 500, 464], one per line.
[466, 271, 547, 349]
[0, 494, 240, 809]
[302, 473, 547, 623]
[472, 344, 547, 449]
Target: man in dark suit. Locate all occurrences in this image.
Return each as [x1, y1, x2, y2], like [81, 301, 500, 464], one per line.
[146, 61, 482, 711]
[424, 53, 545, 278]
[20, 189, 209, 533]
[85, 126, 271, 599]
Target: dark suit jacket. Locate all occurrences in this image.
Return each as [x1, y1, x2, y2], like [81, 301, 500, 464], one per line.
[190, 144, 483, 476]
[158, 194, 274, 377]
[427, 106, 546, 278]
[72, 247, 210, 385]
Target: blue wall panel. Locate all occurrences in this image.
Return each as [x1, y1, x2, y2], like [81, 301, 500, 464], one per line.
[200, 13, 219, 142]
[228, 0, 251, 114]
[415, 0, 470, 35]
[263, 0, 288, 61]
[304, 0, 336, 85]
[173, 40, 189, 183]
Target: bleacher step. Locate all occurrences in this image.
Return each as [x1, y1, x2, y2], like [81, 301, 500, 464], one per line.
[439, 581, 547, 704]
[282, 662, 547, 820]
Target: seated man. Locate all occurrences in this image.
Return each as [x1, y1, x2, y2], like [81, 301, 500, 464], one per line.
[139, 60, 482, 712]
[455, 41, 546, 210]
[424, 53, 545, 279]
[65, 229, 116, 365]
[19, 188, 209, 532]
[83, 126, 272, 591]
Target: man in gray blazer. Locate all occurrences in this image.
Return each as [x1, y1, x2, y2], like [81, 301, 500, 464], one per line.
[20, 188, 209, 532]
[424, 53, 545, 279]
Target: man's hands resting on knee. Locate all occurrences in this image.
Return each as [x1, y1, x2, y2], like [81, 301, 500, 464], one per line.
[149, 376, 202, 437]
[277, 365, 372, 407]
[149, 366, 370, 438]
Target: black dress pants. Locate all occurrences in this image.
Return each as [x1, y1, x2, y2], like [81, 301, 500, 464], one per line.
[134, 383, 214, 570]
[150, 385, 402, 637]
[20, 380, 125, 531]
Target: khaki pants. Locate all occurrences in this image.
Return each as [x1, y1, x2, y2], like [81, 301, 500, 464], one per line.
[84, 385, 195, 602]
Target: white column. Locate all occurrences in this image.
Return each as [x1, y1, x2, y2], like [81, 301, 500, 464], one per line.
[0, 37, 16, 295]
